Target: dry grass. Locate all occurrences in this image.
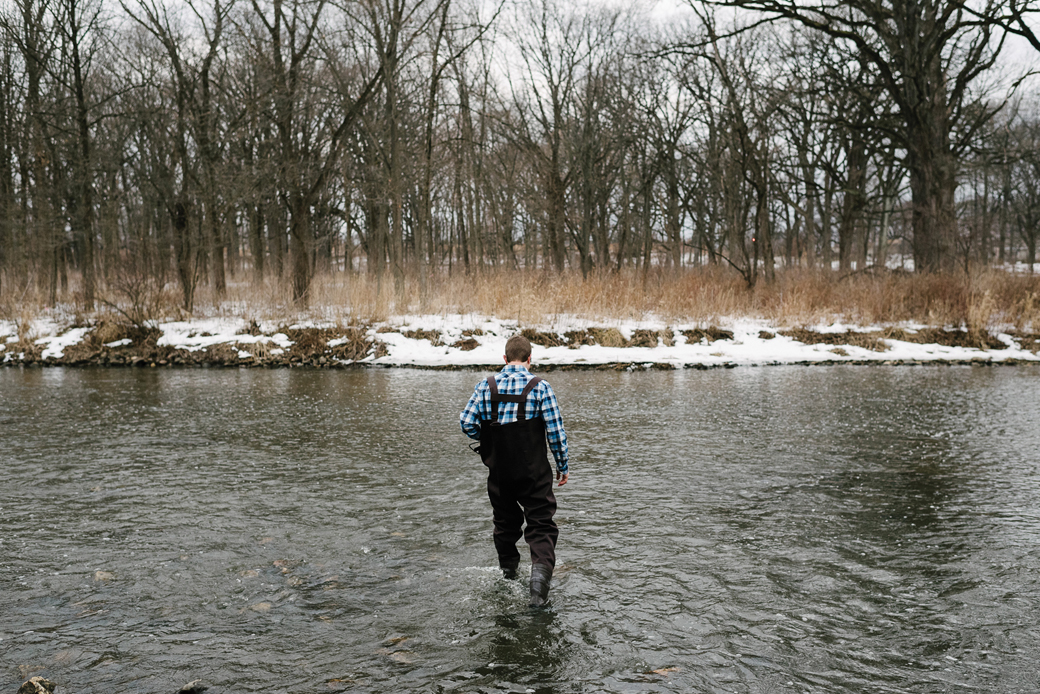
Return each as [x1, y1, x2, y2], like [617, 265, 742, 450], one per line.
[207, 265, 756, 325]
[248, 266, 1040, 330]
[5, 265, 1040, 331]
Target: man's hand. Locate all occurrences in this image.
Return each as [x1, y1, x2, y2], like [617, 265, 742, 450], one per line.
[556, 471, 569, 487]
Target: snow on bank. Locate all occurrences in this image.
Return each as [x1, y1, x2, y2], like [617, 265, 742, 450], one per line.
[156, 318, 294, 354]
[368, 315, 1040, 367]
[4, 314, 1037, 367]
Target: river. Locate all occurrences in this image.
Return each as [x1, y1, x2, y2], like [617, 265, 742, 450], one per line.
[2, 365, 1040, 693]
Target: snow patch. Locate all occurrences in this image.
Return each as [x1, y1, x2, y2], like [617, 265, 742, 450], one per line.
[36, 327, 92, 360]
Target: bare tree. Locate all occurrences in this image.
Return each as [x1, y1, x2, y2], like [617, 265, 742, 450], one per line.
[771, 29, 834, 267]
[244, 0, 382, 304]
[52, 0, 107, 308]
[640, 47, 698, 270]
[697, 10, 777, 285]
[702, 0, 1009, 273]
[1, 0, 62, 302]
[0, 38, 13, 297]
[1007, 109, 1040, 269]
[507, 0, 590, 272]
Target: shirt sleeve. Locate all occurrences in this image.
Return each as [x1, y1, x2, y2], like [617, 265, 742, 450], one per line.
[539, 382, 569, 474]
[460, 379, 487, 440]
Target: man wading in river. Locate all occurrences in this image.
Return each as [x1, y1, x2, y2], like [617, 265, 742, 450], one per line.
[460, 334, 570, 608]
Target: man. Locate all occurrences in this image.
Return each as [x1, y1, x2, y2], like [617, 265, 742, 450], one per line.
[460, 334, 570, 607]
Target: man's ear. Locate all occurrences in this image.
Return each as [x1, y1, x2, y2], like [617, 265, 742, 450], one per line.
[503, 355, 509, 363]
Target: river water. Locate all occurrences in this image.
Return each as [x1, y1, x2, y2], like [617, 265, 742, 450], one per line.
[2, 365, 1040, 693]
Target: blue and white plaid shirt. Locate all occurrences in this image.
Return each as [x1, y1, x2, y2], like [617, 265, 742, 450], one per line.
[460, 365, 569, 474]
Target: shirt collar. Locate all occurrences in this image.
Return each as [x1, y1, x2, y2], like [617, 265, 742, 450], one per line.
[501, 364, 530, 374]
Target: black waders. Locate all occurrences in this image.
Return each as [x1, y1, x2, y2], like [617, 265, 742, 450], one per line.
[500, 556, 520, 580]
[529, 563, 552, 607]
[479, 376, 559, 604]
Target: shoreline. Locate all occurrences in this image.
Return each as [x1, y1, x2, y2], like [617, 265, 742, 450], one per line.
[3, 315, 1038, 371]
[5, 358, 1038, 370]
[388, 357, 1040, 370]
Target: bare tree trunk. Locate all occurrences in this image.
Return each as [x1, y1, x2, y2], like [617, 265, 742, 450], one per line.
[416, 0, 450, 292]
[62, 0, 96, 309]
[753, 142, 774, 282]
[907, 101, 958, 272]
[663, 158, 682, 269]
[803, 173, 817, 268]
[979, 166, 992, 265]
[547, 147, 567, 272]
[386, 50, 404, 286]
[999, 162, 1010, 265]
[289, 193, 311, 302]
[249, 202, 265, 284]
[268, 199, 284, 280]
[615, 167, 631, 270]
[171, 199, 196, 311]
[196, 3, 228, 296]
[821, 172, 834, 269]
[837, 130, 867, 272]
[0, 46, 11, 297]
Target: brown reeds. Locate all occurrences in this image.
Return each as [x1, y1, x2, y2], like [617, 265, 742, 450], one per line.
[4, 266, 1040, 331]
[267, 266, 1039, 330]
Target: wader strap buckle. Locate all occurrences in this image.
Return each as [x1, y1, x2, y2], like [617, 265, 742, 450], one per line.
[486, 375, 543, 424]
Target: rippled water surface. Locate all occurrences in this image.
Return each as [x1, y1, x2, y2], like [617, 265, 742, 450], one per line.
[3, 365, 1040, 693]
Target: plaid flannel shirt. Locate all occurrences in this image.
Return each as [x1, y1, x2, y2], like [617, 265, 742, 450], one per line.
[460, 365, 569, 474]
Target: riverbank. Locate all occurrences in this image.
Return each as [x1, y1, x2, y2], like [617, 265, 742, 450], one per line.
[3, 314, 1038, 369]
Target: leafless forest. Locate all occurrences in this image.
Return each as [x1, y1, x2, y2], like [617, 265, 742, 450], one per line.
[2, 0, 1040, 317]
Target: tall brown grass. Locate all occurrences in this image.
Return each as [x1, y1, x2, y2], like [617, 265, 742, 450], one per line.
[4, 266, 1040, 331]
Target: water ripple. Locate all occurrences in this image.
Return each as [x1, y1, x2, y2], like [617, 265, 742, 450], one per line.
[2, 365, 1040, 692]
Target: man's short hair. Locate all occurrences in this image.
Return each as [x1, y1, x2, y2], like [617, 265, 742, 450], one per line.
[505, 334, 532, 363]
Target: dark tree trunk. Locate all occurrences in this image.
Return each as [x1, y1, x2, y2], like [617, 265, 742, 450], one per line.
[838, 131, 867, 272]
[289, 194, 311, 303]
[907, 102, 958, 272]
[546, 155, 567, 272]
[249, 203, 265, 284]
[172, 199, 196, 312]
[664, 158, 682, 269]
[67, 0, 95, 309]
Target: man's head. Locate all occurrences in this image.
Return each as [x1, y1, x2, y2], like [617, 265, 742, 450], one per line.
[504, 334, 532, 364]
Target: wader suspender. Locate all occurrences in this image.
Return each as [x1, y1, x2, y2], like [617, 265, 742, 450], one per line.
[486, 376, 543, 425]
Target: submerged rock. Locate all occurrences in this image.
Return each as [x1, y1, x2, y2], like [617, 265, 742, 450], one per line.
[177, 680, 207, 694]
[17, 678, 56, 694]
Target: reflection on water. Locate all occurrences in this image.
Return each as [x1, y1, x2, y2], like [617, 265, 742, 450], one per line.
[2, 365, 1040, 693]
